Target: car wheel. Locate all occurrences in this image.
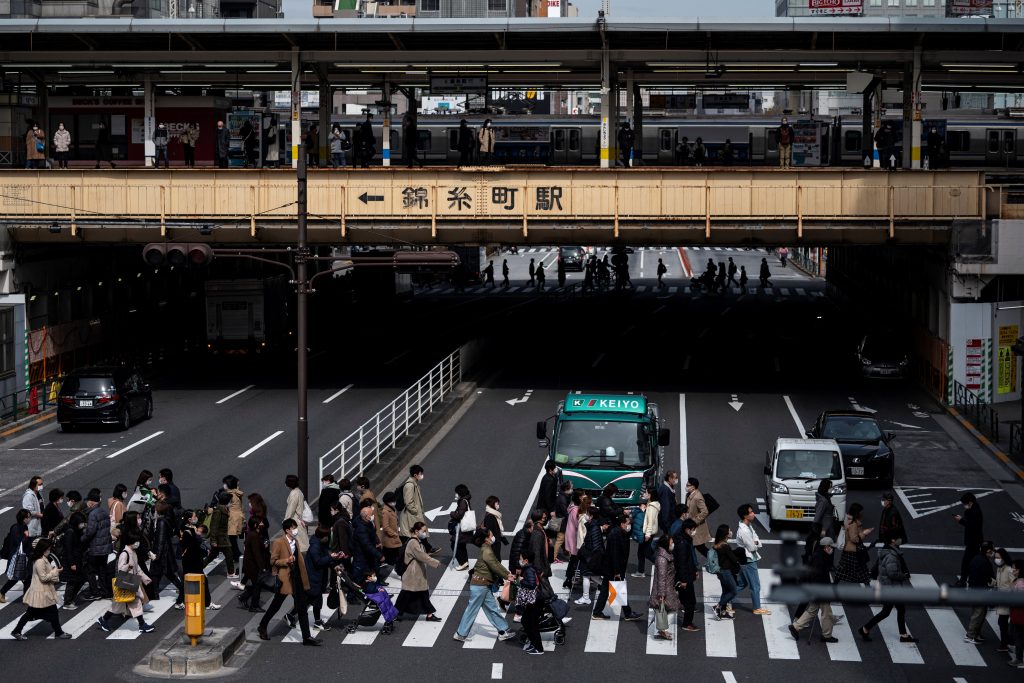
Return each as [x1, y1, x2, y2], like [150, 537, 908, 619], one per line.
[145, 398, 153, 420]
[118, 408, 131, 431]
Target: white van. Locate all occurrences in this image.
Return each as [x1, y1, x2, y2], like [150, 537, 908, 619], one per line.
[764, 437, 847, 524]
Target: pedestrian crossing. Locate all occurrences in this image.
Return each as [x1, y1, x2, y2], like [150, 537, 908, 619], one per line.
[417, 283, 826, 299]
[0, 556, 1015, 670]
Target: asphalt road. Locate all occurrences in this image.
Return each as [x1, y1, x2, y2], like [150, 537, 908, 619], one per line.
[0, 256, 1021, 683]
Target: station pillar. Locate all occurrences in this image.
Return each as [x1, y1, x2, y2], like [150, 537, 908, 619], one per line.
[291, 47, 301, 170]
[318, 70, 330, 168]
[908, 47, 922, 170]
[633, 81, 643, 165]
[143, 74, 154, 168]
[599, 49, 611, 169]
[381, 76, 391, 167]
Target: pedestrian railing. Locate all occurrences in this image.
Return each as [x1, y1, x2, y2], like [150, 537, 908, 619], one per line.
[1011, 422, 1022, 457]
[0, 378, 63, 429]
[949, 378, 1001, 443]
[318, 348, 462, 483]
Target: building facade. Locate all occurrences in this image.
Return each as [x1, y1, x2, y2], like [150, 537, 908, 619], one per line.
[776, 0, 1018, 17]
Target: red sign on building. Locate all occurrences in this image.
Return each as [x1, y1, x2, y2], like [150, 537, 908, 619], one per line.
[807, 0, 863, 15]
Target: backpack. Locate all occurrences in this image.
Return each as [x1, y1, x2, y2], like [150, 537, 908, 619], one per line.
[394, 537, 412, 576]
[394, 482, 408, 514]
[703, 493, 720, 516]
[705, 547, 720, 575]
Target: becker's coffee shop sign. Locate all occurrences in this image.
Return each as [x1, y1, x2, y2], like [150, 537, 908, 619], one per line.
[807, 0, 863, 15]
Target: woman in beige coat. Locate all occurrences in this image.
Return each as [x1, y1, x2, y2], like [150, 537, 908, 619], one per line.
[10, 539, 69, 639]
[26, 123, 46, 169]
[284, 474, 310, 552]
[394, 521, 442, 621]
[97, 531, 154, 633]
[223, 475, 245, 563]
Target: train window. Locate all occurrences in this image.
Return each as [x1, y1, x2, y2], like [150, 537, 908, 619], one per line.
[569, 129, 580, 152]
[1004, 131, 1015, 154]
[659, 129, 672, 151]
[449, 130, 458, 151]
[844, 130, 862, 152]
[553, 129, 566, 152]
[946, 131, 970, 152]
[988, 131, 1000, 154]
[417, 130, 431, 151]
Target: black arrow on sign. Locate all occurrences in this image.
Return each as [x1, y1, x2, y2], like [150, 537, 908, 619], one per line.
[358, 192, 385, 204]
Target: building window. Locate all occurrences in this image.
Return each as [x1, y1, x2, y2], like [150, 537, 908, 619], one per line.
[488, 0, 505, 10]
[888, 0, 899, 6]
[420, 0, 439, 10]
[905, 0, 916, 5]
[0, 308, 13, 378]
[870, 0, 882, 5]
[923, 0, 935, 4]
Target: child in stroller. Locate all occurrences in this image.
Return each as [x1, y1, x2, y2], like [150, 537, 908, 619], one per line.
[348, 567, 399, 635]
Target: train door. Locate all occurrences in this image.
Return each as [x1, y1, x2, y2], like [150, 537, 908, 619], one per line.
[657, 128, 676, 164]
[764, 127, 779, 165]
[551, 128, 568, 164]
[986, 129, 1017, 166]
[566, 127, 582, 164]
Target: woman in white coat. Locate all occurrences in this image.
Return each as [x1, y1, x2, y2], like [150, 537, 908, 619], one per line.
[96, 531, 154, 633]
[284, 474, 310, 553]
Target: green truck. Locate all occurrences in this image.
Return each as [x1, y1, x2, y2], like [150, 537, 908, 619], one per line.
[536, 393, 670, 506]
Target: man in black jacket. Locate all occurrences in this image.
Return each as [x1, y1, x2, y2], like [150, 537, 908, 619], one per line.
[964, 541, 995, 643]
[537, 461, 560, 563]
[596, 484, 621, 525]
[789, 536, 838, 643]
[954, 493, 984, 587]
[657, 471, 678, 532]
[318, 475, 341, 527]
[593, 515, 642, 621]
[351, 499, 383, 583]
[673, 519, 700, 631]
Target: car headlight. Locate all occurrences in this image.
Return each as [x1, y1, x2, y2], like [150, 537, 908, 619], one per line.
[899, 356, 908, 366]
[770, 482, 789, 494]
[861, 358, 872, 366]
[829, 483, 846, 495]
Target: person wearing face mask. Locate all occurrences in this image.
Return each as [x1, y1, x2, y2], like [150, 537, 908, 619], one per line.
[876, 492, 907, 549]
[257, 519, 319, 646]
[127, 470, 156, 518]
[351, 499, 384, 584]
[207, 492, 237, 579]
[96, 531, 155, 634]
[379, 492, 402, 566]
[954, 492, 985, 588]
[735, 503, 771, 616]
[154, 122, 169, 168]
[61, 510, 90, 609]
[858, 529, 918, 643]
[554, 480, 572, 563]
[657, 471, 678, 533]
[777, 117, 794, 168]
[672, 519, 701, 632]
[563, 492, 583, 589]
[517, 549, 544, 655]
[42, 488, 66, 538]
[395, 521, 442, 622]
[399, 465, 427, 543]
[789, 536, 839, 644]
[215, 119, 230, 169]
[25, 123, 46, 169]
[0, 509, 33, 602]
[109, 483, 128, 540]
[453, 528, 517, 643]
[993, 547, 1015, 653]
[682, 477, 711, 558]
[10, 539, 69, 640]
[283, 474, 310, 553]
[94, 120, 115, 169]
[21, 476, 44, 539]
[477, 119, 495, 165]
[222, 475, 245, 567]
[708, 524, 740, 620]
[964, 540, 997, 645]
[81, 488, 113, 600]
[632, 485, 659, 578]
[1008, 560, 1024, 668]
[449, 484, 473, 571]
[483, 496, 509, 562]
[53, 122, 71, 169]
[649, 534, 680, 641]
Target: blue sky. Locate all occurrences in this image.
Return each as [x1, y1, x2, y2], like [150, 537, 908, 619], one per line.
[571, 0, 772, 18]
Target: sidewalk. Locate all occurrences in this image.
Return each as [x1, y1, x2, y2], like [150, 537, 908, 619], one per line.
[995, 398, 1022, 457]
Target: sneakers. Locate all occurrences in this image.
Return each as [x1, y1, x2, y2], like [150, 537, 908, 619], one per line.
[454, 563, 470, 571]
[139, 622, 155, 634]
[497, 630, 516, 641]
[226, 573, 240, 580]
[56, 632, 72, 639]
[592, 612, 610, 620]
[574, 596, 592, 606]
[173, 602, 184, 610]
[524, 646, 543, 655]
[62, 603, 79, 611]
[230, 581, 244, 591]
[84, 593, 104, 602]
[96, 617, 110, 632]
[630, 572, 646, 578]
[453, 633, 471, 642]
[680, 624, 700, 633]
[753, 608, 772, 615]
[313, 620, 331, 632]
[143, 603, 154, 613]
[821, 636, 839, 643]
[622, 612, 643, 622]
[11, 632, 26, 641]
[964, 635, 984, 644]
[788, 624, 800, 640]
[208, 603, 221, 611]
[711, 605, 722, 621]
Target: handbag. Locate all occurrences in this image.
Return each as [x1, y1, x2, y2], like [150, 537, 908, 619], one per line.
[499, 579, 512, 604]
[36, 140, 44, 153]
[655, 602, 669, 631]
[257, 569, 279, 591]
[546, 515, 560, 533]
[459, 508, 477, 534]
[114, 551, 141, 594]
[301, 501, 315, 525]
[515, 585, 537, 607]
[733, 545, 749, 565]
[5, 546, 27, 581]
[112, 578, 136, 603]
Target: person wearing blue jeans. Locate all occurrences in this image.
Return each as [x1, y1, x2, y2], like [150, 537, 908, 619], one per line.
[453, 529, 517, 643]
[709, 524, 741, 619]
[734, 503, 771, 615]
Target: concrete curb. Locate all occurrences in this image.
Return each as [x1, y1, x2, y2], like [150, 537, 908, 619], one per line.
[0, 409, 56, 443]
[141, 627, 246, 678]
[945, 405, 1024, 481]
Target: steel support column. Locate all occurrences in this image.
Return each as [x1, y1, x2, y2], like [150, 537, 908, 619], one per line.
[382, 76, 392, 167]
[291, 47, 301, 170]
[143, 74, 154, 168]
[633, 81, 643, 166]
[911, 47, 923, 170]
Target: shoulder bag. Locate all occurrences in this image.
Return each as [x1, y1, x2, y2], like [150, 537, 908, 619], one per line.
[301, 501, 315, 525]
[113, 550, 141, 595]
[459, 508, 477, 534]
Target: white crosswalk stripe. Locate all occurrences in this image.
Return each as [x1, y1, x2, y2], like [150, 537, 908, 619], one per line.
[868, 602, 924, 664]
[402, 563, 469, 648]
[645, 574, 676, 655]
[910, 574, 987, 667]
[825, 604, 861, 661]
[758, 568, 800, 659]
[701, 571, 737, 657]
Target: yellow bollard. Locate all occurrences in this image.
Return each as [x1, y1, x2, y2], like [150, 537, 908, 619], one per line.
[184, 573, 206, 646]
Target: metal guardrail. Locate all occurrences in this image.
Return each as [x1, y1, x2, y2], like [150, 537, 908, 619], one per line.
[950, 378, 1001, 443]
[318, 348, 462, 483]
[0, 378, 63, 428]
[1011, 422, 1022, 457]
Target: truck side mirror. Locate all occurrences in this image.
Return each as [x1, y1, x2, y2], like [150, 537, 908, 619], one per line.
[536, 421, 547, 440]
[658, 428, 671, 447]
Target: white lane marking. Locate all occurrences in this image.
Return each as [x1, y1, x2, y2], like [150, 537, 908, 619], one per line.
[683, 355, 691, 370]
[780, 288, 791, 296]
[783, 396, 807, 439]
[701, 571, 737, 657]
[679, 393, 688, 488]
[105, 431, 164, 459]
[669, 286, 678, 294]
[238, 430, 285, 459]
[0, 447, 101, 497]
[583, 583, 620, 652]
[401, 563, 470, 647]
[491, 663, 503, 680]
[640, 248, 645, 276]
[868, 603, 924, 664]
[796, 288, 806, 296]
[323, 383, 354, 404]
[0, 507, 11, 515]
[722, 674, 739, 683]
[910, 574, 986, 666]
[215, 385, 255, 404]
[825, 604, 861, 661]
[646, 574, 677, 655]
[282, 605, 337, 643]
[758, 568, 799, 659]
[514, 460, 549, 533]
[342, 568, 401, 645]
[887, 420, 922, 429]
[463, 560, 511, 649]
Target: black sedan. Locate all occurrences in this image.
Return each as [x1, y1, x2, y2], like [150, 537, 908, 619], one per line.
[856, 334, 908, 379]
[806, 410, 895, 488]
[57, 366, 153, 432]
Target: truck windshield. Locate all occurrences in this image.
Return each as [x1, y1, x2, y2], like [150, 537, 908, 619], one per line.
[554, 420, 651, 469]
[775, 449, 843, 480]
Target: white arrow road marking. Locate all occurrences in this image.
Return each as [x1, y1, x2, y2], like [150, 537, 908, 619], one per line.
[425, 503, 456, 522]
[886, 420, 922, 429]
[506, 389, 533, 406]
[728, 394, 743, 412]
[848, 396, 876, 414]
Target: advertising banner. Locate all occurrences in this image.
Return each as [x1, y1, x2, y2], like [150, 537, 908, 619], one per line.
[808, 0, 863, 16]
[947, 0, 993, 15]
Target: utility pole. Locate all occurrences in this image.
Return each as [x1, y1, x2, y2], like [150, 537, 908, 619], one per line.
[295, 136, 310, 497]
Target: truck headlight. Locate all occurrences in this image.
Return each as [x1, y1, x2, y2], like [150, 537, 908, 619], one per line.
[770, 482, 789, 494]
[861, 358, 872, 366]
[829, 483, 846, 495]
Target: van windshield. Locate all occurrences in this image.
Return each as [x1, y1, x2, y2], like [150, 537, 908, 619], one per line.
[554, 420, 651, 469]
[775, 449, 842, 480]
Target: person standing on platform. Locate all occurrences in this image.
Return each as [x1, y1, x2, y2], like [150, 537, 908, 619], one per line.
[215, 120, 230, 169]
[777, 117, 794, 169]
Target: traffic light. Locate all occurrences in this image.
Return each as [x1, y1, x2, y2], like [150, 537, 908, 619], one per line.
[142, 243, 214, 267]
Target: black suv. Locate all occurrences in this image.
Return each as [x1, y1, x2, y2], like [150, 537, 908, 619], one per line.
[57, 366, 153, 432]
[559, 246, 586, 272]
[806, 410, 895, 488]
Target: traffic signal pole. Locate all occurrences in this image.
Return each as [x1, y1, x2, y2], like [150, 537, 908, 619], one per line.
[296, 136, 310, 497]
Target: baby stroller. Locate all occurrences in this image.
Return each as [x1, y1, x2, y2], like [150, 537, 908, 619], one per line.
[337, 570, 399, 635]
[517, 589, 568, 647]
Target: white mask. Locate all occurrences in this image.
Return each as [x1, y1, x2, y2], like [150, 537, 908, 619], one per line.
[996, 558, 1005, 567]
[290, 528, 299, 538]
[418, 532, 428, 540]
[881, 500, 887, 507]
[132, 542, 141, 549]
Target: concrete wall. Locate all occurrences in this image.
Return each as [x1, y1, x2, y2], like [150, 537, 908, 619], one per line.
[949, 300, 1023, 404]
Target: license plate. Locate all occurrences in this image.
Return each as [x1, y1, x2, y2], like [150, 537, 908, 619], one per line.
[850, 466, 865, 476]
[785, 509, 804, 519]
[78, 399, 93, 407]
